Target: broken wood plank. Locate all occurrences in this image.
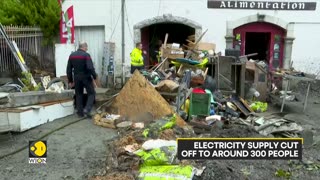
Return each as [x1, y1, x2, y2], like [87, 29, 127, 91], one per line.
[157, 57, 169, 71]
[160, 33, 169, 60]
[240, 98, 254, 113]
[187, 35, 195, 41]
[231, 96, 252, 117]
[95, 119, 116, 129]
[148, 57, 168, 72]
[185, 29, 208, 59]
[183, 44, 193, 49]
[203, 67, 209, 80]
[186, 39, 195, 45]
[163, 33, 168, 49]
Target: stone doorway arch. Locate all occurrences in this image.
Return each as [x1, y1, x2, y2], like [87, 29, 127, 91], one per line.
[133, 14, 202, 45]
[225, 14, 295, 69]
[133, 14, 202, 67]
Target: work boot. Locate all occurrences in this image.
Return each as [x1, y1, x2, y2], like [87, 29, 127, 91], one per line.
[77, 112, 85, 118]
[86, 113, 92, 119]
[83, 109, 92, 119]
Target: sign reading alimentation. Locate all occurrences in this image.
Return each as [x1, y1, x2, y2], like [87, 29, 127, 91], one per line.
[177, 138, 303, 160]
[208, 0, 317, 10]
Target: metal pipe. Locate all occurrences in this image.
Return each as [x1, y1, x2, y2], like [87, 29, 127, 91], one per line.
[289, 22, 320, 24]
[217, 56, 220, 90]
[121, 0, 125, 86]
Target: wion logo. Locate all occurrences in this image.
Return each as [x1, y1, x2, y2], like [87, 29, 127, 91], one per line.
[29, 141, 47, 164]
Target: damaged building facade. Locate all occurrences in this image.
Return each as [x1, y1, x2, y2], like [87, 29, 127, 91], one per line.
[61, 0, 320, 81]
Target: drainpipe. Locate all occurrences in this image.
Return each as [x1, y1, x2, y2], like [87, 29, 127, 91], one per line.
[121, 0, 125, 86]
[289, 22, 320, 24]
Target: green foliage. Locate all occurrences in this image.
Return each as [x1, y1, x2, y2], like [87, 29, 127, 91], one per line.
[21, 72, 42, 92]
[288, 160, 320, 171]
[275, 169, 291, 179]
[0, 0, 60, 44]
[0, 1, 18, 24]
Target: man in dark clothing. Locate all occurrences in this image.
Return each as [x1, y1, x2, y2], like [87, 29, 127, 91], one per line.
[66, 42, 97, 118]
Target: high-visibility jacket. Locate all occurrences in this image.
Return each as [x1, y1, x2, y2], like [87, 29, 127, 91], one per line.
[157, 50, 161, 63]
[130, 48, 144, 66]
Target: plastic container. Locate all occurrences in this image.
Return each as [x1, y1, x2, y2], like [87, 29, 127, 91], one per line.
[188, 92, 211, 121]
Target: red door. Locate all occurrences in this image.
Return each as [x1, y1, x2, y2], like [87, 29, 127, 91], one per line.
[141, 27, 150, 68]
[233, 22, 286, 71]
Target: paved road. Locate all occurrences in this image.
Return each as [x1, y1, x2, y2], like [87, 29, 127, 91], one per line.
[0, 115, 117, 180]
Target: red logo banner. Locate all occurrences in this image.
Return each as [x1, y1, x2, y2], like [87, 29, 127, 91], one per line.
[59, 1, 75, 44]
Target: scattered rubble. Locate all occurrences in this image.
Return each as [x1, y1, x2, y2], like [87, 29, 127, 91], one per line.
[90, 172, 135, 180]
[89, 36, 313, 179]
[1, 18, 319, 180]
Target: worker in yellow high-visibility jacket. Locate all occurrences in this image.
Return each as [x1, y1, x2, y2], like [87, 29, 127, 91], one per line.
[130, 42, 144, 74]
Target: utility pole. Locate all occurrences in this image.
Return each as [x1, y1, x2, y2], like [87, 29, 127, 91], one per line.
[121, 0, 125, 86]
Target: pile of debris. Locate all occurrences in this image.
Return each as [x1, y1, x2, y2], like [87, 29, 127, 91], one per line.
[90, 33, 307, 179]
[91, 113, 204, 180]
[91, 70, 304, 179]
[142, 32, 214, 91]
[95, 70, 186, 127]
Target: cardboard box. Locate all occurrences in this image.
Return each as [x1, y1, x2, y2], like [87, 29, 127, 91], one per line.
[197, 43, 216, 51]
[161, 47, 184, 59]
[246, 61, 256, 71]
[164, 43, 182, 50]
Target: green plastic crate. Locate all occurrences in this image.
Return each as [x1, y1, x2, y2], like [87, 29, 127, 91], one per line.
[188, 92, 211, 120]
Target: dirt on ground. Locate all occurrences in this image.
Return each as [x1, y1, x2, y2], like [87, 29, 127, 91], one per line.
[0, 115, 118, 180]
[209, 123, 263, 138]
[197, 127, 320, 180]
[1, 81, 320, 180]
[97, 91, 320, 180]
[90, 172, 135, 180]
[196, 91, 320, 180]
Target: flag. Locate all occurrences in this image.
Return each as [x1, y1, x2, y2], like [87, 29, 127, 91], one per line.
[58, 0, 74, 44]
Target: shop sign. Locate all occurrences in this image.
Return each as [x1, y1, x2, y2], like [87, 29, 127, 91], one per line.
[208, 1, 317, 10]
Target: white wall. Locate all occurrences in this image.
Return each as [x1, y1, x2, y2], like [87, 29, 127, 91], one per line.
[64, 0, 320, 76]
[55, 44, 76, 77]
[75, 26, 105, 78]
[291, 23, 320, 76]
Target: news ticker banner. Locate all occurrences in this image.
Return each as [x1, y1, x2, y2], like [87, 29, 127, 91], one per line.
[177, 138, 303, 160]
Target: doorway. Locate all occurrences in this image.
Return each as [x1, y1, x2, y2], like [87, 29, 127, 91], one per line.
[233, 22, 286, 70]
[75, 26, 105, 78]
[141, 23, 195, 67]
[245, 32, 271, 62]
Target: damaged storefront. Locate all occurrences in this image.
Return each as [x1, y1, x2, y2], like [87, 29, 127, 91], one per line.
[58, 0, 320, 179]
[59, 0, 320, 82]
[90, 28, 312, 179]
[1, 0, 319, 179]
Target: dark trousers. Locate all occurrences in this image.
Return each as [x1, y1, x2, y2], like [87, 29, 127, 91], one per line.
[131, 65, 144, 74]
[74, 76, 96, 115]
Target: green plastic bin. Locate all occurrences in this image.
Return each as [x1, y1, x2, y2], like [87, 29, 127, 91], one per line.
[188, 92, 211, 120]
